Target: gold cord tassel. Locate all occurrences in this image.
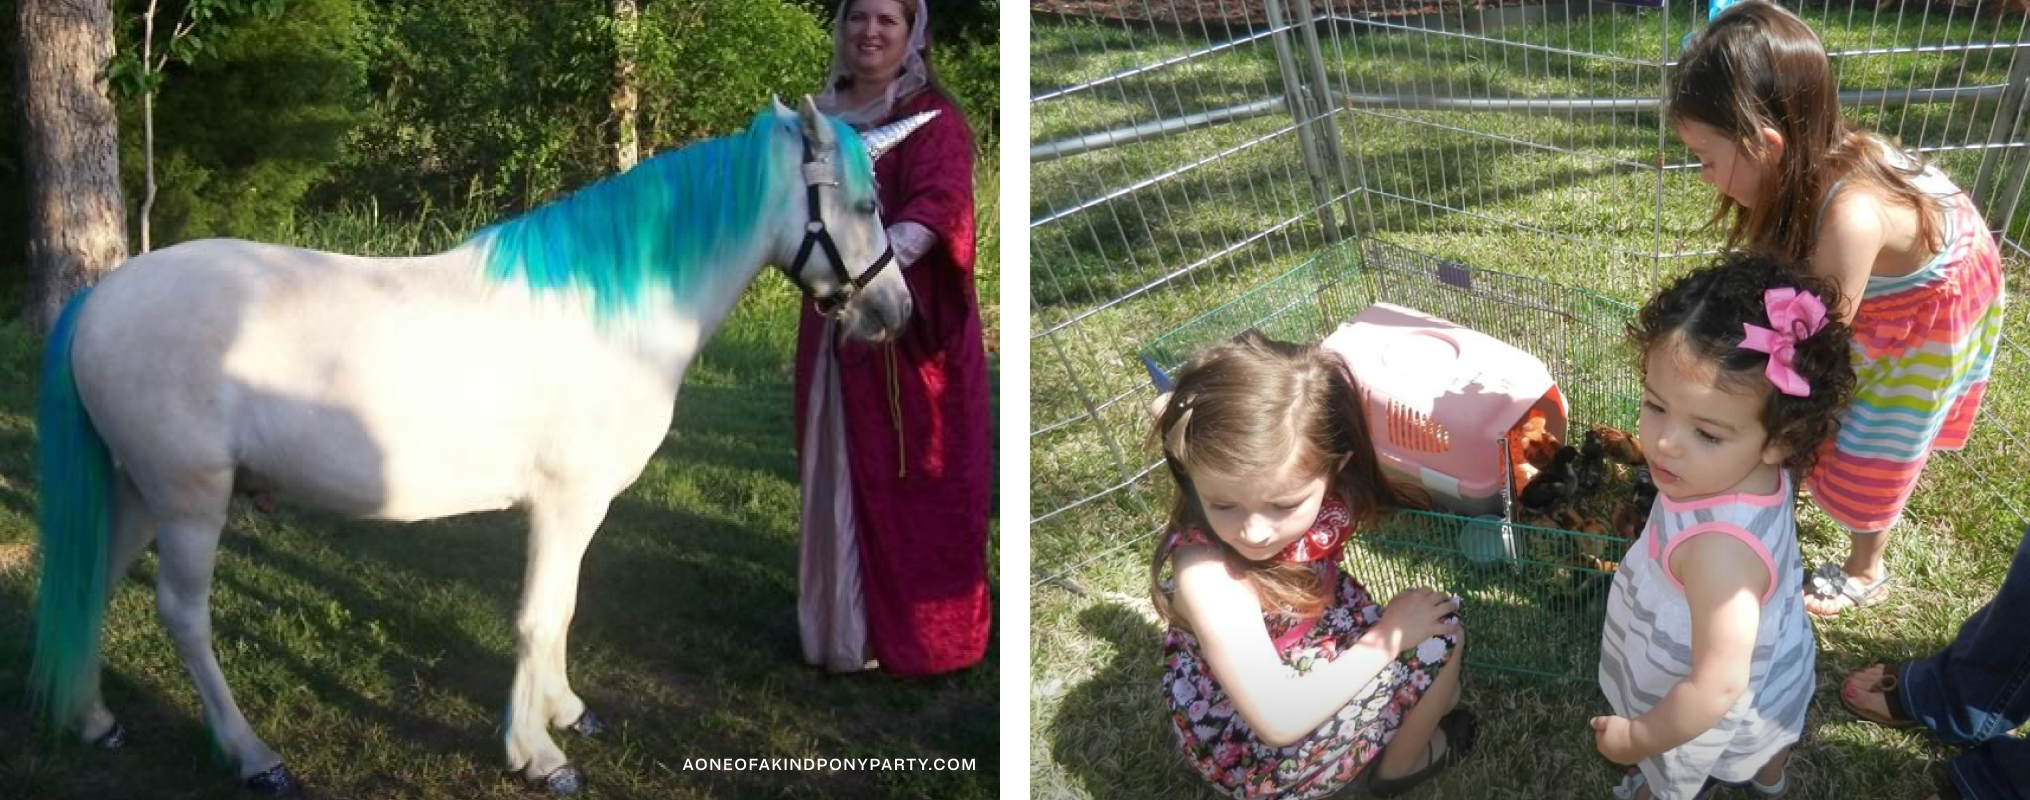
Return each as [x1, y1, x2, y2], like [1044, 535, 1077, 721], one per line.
[886, 343, 907, 479]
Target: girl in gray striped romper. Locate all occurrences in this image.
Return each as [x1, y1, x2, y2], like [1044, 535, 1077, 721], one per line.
[1595, 253, 1857, 800]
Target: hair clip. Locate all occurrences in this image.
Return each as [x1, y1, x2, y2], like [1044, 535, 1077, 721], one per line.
[1739, 287, 1828, 397]
[1165, 404, 1195, 456]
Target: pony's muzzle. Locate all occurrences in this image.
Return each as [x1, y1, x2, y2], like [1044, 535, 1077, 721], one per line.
[863, 285, 913, 342]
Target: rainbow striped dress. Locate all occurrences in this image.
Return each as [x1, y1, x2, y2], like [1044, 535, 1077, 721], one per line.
[1805, 161, 2006, 532]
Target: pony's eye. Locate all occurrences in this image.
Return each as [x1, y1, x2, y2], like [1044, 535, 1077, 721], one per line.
[855, 200, 877, 215]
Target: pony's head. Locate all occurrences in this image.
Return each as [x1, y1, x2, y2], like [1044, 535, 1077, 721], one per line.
[770, 96, 920, 342]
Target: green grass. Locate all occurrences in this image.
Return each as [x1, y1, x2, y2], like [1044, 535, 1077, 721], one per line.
[0, 155, 1001, 799]
[1032, 9, 2030, 800]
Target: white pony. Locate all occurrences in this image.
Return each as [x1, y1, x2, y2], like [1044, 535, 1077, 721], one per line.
[29, 97, 932, 796]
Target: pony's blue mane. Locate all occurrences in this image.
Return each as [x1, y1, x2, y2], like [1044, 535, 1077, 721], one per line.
[469, 108, 875, 321]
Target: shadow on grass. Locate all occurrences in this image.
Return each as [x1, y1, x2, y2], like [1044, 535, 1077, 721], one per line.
[0, 575, 229, 800]
[1048, 600, 1216, 800]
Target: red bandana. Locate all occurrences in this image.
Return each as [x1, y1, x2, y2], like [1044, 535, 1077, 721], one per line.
[1176, 495, 1354, 562]
[1278, 495, 1352, 563]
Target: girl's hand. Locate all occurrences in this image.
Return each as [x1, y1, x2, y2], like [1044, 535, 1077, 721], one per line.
[1590, 715, 1644, 765]
[1370, 587, 1459, 655]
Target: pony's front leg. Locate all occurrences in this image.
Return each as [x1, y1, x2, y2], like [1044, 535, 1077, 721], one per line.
[505, 493, 610, 795]
[154, 503, 293, 795]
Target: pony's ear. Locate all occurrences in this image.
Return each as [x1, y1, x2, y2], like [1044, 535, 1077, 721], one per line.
[799, 95, 836, 152]
[771, 95, 795, 124]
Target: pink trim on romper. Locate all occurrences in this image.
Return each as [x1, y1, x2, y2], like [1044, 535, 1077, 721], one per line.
[1656, 469, 1789, 513]
[1661, 521, 1779, 605]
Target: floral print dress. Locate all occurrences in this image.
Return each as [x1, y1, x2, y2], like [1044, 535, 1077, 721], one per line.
[1162, 497, 1461, 800]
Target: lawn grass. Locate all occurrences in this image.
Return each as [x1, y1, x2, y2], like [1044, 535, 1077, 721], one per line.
[1032, 7, 2030, 799]
[0, 154, 1001, 799]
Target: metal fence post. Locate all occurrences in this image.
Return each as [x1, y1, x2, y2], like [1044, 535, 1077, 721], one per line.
[1974, 37, 2030, 234]
[1292, 0, 1362, 243]
[1264, 0, 1345, 243]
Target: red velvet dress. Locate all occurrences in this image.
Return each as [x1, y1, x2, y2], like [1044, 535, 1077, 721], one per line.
[793, 90, 992, 675]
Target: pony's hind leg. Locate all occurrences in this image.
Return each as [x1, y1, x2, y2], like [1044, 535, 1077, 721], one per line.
[149, 472, 294, 795]
[505, 492, 611, 794]
[78, 472, 161, 747]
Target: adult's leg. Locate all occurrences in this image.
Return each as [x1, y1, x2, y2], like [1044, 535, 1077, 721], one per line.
[1897, 525, 2030, 743]
[1945, 737, 2030, 800]
[1901, 525, 2030, 800]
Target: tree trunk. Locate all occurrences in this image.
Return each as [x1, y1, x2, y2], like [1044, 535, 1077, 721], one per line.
[141, 90, 155, 253]
[140, 0, 160, 254]
[16, 0, 128, 335]
[611, 0, 639, 171]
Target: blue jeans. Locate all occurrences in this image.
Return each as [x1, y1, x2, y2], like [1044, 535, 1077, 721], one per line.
[1897, 525, 2030, 800]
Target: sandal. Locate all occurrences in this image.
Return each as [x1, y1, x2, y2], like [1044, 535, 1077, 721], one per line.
[1610, 769, 1785, 800]
[1841, 663, 1919, 728]
[1609, 771, 1727, 800]
[1805, 562, 1895, 618]
[1610, 769, 1646, 800]
[1369, 708, 1478, 798]
[1723, 769, 1790, 798]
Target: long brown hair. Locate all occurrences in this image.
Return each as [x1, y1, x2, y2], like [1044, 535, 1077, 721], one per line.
[1671, 1, 1940, 265]
[1147, 331, 1424, 631]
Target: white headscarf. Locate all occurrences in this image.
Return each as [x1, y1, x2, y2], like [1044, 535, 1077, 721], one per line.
[814, 0, 930, 129]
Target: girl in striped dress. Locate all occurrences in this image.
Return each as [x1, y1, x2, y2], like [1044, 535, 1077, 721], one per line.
[1671, 1, 2006, 618]
[1596, 253, 1857, 800]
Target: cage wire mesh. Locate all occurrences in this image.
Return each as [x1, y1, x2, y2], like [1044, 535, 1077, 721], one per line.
[1137, 247, 1654, 678]
[1031, 0, 2030, 679]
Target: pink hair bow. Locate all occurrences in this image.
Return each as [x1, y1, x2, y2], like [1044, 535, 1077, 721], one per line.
[1739, 287, 1829, 397]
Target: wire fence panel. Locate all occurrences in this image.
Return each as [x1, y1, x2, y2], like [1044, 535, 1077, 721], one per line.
[1032, 4, 1350, 577]
[1031, 0, 2030, 593]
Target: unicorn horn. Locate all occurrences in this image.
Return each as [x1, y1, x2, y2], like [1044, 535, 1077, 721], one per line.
[862, 110, 940, 161]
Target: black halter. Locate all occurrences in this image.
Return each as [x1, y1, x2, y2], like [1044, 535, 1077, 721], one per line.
[784, 132, 895, 318]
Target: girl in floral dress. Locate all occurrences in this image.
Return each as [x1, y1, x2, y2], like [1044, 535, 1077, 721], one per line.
[1149, 331, 1476, 799]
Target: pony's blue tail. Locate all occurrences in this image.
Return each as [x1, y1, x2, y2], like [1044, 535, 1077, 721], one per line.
[29, 288, 113, 735]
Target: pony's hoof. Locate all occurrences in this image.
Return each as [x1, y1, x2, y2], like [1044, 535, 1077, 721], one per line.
[569, 710, 603, 737]
[92, 722, 127, 750]
[243, 763, 299, 796]
[542, 764, 585, 796]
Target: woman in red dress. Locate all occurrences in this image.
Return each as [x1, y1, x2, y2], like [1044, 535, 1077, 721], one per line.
[795, 0, 992, 675]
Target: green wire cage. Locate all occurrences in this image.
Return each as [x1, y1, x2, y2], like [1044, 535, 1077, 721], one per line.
[1142, 239, 1648, 681]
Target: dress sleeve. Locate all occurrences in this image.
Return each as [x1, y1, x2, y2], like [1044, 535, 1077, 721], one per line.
[887, 221, 938, 269]
[885, 97, 977, 273]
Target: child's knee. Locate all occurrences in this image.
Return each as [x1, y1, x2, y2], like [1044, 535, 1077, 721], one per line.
[1413, 630, 1464, 669]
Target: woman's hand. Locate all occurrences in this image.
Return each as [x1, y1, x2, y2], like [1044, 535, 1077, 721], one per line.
[1590, 715, 1644, 765]
[1368, 587, 1459, 655]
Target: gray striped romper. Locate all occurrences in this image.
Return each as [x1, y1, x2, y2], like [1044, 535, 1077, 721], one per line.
[1598, 471, 1816, 800]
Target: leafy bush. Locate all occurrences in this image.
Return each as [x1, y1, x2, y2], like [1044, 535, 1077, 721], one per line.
[328, 0, 610, 213]
[116, 0, 368, 244]
[329, 0, 835, 213]
[635, 0, 831, 146]
[937, 36, 999, 149]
